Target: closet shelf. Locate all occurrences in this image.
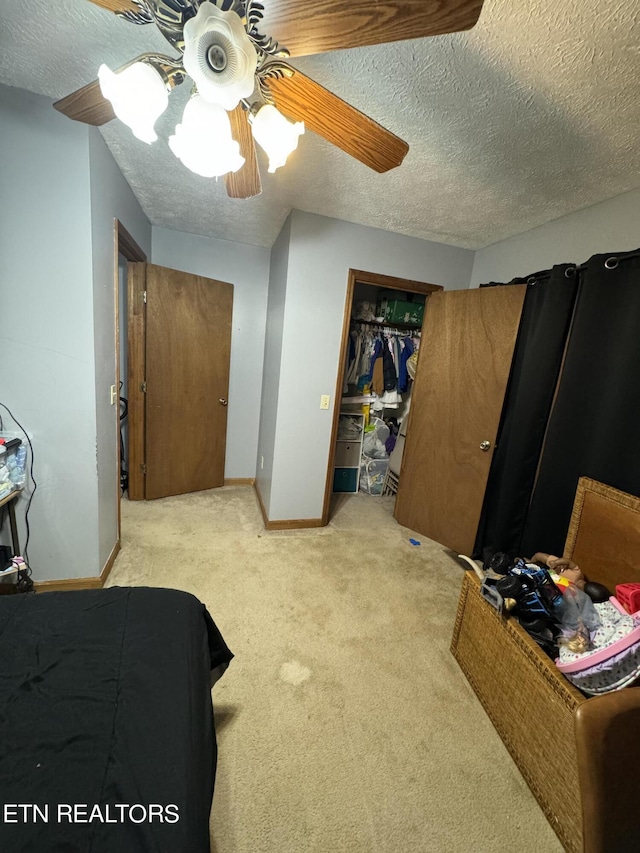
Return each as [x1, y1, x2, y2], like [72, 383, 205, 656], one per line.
[334, 412, 365, 493]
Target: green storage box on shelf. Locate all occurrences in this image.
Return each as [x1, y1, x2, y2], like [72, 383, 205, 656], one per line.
[333, 467, 359, 493]
[377, 296, 424, 326]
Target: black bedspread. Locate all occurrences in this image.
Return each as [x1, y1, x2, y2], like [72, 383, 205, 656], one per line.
[0, 586, 233, 852]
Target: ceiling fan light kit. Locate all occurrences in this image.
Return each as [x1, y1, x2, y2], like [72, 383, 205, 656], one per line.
[169, 94, 245, 177]
[98, 60, 169, 143]
[182, 2, 258, 110]
[55, 0, 485, 198]
[249, 104, 304, 173]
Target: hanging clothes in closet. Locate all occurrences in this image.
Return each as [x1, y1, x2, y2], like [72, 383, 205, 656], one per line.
[345, 322, 420, 412]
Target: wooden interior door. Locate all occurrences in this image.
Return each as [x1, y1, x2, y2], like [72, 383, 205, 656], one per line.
[129, 263, 233, 500]
[394, 285, 526, 554]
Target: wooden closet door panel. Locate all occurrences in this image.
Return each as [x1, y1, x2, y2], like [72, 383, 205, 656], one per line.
[394, 285, 526, 555]
[144, 264, 233, 500]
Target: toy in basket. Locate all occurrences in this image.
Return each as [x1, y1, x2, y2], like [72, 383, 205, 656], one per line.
[616, 583, 640, 615]
[525, 553, 640, 694]
[556, 595, 640, 694]
[502, 551, 640, 694]
[465, 548, 640, 695]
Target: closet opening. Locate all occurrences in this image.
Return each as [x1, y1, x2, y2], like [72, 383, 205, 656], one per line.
[323, 270, 442, 524]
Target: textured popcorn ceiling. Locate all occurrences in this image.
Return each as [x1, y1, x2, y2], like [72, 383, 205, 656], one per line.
[1, 0, 639, 249]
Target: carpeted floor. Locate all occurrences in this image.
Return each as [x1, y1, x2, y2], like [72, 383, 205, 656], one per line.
[108, 486, 563, 853]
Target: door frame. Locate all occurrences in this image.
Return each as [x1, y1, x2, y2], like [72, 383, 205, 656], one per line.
[321, 269, 443, 524]
[114, 221, 147, 542]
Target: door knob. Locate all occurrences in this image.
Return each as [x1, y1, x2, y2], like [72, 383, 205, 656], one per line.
[480, 440, 491, 452]
[219, 398, 228, 406]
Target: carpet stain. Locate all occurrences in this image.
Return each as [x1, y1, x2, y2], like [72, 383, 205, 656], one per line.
[279, 660, 312, 686]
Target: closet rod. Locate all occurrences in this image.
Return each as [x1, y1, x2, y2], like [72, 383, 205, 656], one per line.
[352, 320, 421, 336]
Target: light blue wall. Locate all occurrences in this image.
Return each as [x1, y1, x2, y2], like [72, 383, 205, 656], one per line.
[0, 85, 99, 580]
[151, 227, 270, 479]
[0, 86, 151, 581]
[255, 215, 291, 515]
[265, 210, 475, 521]
[88, 129, 152, 572]
[471, 187, 640, 286]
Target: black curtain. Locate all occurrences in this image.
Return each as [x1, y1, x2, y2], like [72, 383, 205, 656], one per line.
[473, 265, 578, 560]
[521, 249, 640, 556]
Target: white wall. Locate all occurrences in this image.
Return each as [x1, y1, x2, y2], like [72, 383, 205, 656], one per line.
[152, 227, 270, 479]
[89, 129, 152, 572]
[265, 210, 475, 521]
[471, 187, 640, 286]
[255, 215, 291, 515]
[0, 85, 99, 580]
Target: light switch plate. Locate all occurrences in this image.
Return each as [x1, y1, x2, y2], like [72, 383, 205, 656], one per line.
[320, 395, 330, 409]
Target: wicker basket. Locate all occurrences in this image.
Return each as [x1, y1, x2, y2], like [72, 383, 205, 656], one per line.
[452, 478, 640, 853]
[451, 571, 587, 853]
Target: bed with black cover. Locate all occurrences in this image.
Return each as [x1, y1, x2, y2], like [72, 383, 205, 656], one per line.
[0, 586, 233, 852]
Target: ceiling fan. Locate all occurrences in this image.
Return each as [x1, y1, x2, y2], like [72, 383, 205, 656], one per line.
[54, 0, 485, 199]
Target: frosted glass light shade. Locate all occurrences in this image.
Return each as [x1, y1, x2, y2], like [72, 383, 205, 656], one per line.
[183, 1, 258, 111]
[250, 105, 304, 173]
[169, 95, 245, 178]
[98, 62, 168, 144]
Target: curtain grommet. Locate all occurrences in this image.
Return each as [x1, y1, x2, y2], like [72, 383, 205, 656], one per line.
[605, 256, 619, 270]
[565, 267, 576, 278]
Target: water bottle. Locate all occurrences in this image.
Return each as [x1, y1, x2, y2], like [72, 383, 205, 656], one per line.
[9, 446, 27, 486]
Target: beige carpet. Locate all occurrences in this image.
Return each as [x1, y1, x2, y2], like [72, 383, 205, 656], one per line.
[108, 487, 563, 853]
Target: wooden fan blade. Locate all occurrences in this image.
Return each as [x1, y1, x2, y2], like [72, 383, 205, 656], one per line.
[85, 0, 140, 13]
[225, 107, 262, 199]
[267, 70, 408, 173]
[53, 80, 116, 126]
[260, 0, 485, 57]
